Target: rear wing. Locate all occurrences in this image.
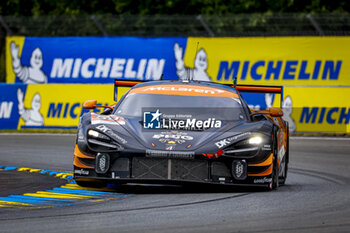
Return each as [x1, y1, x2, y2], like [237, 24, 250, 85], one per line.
[114, 79, 283, 107]
[114, 80, 141, 101]
[234, 84, 283, 109]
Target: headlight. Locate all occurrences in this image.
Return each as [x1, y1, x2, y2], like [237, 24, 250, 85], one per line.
[87, 129, 119, 150]
[88, 130, 110, 141]
[248, 136, 263, 145]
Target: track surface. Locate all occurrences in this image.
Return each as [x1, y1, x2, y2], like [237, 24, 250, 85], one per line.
[0, 134, 349, 233]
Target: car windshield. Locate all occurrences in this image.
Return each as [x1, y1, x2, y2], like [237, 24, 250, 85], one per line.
[115, 93, 246, 121]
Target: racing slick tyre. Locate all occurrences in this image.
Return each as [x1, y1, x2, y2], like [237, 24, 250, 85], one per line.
[271, 153, 279, 190]
[75, 180, 107, 188]
[279, 128, 289, 185]
[269, 130, 279, 190]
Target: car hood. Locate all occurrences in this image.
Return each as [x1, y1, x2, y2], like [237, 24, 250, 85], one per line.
[106, 117, 270, 151]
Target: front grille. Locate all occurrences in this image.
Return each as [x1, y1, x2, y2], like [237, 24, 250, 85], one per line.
[132, 157, 208, 182]
[211, 162, 231, 177]
[132, 158, 168, 179]
[171, 159, 208, 181]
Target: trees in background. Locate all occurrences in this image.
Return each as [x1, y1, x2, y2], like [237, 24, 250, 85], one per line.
[0, 0, 349, 16]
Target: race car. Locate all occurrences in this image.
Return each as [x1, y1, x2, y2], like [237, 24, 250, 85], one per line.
[73, 79, 289, 190]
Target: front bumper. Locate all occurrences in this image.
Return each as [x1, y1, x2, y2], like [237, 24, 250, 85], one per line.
[73, 145, 273, 186]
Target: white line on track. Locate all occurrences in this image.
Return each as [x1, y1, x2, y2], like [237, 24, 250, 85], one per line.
[291, 136, 350, 140]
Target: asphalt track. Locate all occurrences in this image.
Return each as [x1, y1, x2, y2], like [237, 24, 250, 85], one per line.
[0, 134, 350, 233]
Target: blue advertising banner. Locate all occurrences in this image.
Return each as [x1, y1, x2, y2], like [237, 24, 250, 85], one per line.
[6, 36, 187, 84]
[0, 84, 27, 129]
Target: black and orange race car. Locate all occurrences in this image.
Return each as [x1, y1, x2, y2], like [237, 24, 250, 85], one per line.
[73, 79, 289, 190]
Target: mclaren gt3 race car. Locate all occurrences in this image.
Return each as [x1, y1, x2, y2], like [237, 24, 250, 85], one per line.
[73, 79, 289, 190]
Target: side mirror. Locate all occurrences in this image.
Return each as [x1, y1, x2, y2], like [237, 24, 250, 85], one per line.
[269, 107, 283, 117]
[83, 100, 97, 109]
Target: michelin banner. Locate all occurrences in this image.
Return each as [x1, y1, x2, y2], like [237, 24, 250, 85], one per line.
[6, 36, 350, 85]
[2, 36, 350, 133]
[0, 84, 118, 130]
[6, 36, 187, 84]
[0, 83, 349, 133]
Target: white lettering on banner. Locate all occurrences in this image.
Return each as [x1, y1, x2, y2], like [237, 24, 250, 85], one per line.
[50, 58, 73, 78]
[137, 59, 147, 79]
[72, 59, 82, 78]
[95, 58, 111, 78]
[50, 58, 166, 80]
[110, 59, 126, 78]
[81, 58, 96, 78]
[0, 102, 13, 119]
[146, 59, 165, 80]
[125, 59, 136, 78]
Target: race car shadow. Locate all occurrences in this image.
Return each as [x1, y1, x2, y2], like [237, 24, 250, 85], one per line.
[105, 183, 271, 194]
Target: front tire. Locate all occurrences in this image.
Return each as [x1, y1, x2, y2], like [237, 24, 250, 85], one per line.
[279, 128, 289, 185]
[269, 131, 279, 190]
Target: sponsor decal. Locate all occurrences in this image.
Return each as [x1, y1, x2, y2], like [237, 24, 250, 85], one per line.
[146, 150, 194, 159]
[166, 146, 174, 151]
[215, 132, 252, 148]
[74, 169, 89, 175]
[254, 177, 273, 184]
[132, 85, 238, 98]
[91, 113, 126, 125]
[262, 144, 271, 150]
[95, 125, 127, 144]
[143, 86, 224, 95]
[153, 132, 194, 141]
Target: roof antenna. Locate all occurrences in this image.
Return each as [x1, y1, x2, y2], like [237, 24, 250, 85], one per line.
[233, 77, 237, 88]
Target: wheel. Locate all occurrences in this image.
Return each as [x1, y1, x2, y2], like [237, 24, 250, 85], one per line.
[271, 153, 279, 190]
[269, 130, 279, 190]
[279, 128, 289, 185]
[75, 180, 106, 188]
